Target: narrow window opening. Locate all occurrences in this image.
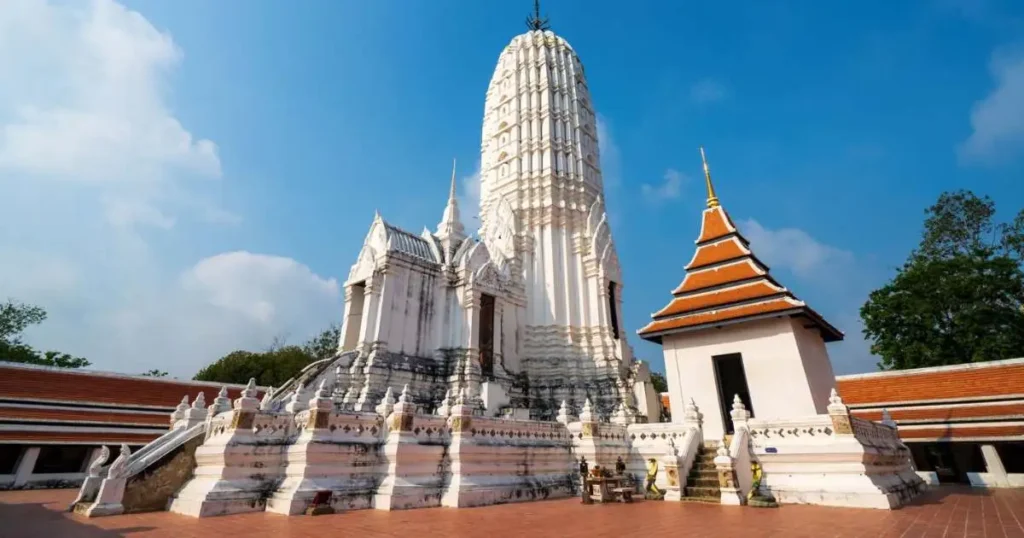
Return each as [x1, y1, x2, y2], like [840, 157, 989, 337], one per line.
[478, 293, 496, 380]
[607, 281, 620, 340]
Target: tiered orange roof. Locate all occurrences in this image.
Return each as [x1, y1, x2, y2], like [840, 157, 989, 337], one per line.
[637, 148, 843, 344]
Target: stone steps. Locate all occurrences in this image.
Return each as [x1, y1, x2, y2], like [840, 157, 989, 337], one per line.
[681, 445, 721, 505]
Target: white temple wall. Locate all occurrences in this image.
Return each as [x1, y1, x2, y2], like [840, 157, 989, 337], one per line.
[792, 320, 838, 414]
[661, 317, 822, 441]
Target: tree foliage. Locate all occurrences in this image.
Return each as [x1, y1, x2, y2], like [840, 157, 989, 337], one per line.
[861, 190, 1024, 370]
[0, 299, 91, 369]
[142, 369, 169, 377]
[193, 325, 340, 386]
[650, 372, 668, 393]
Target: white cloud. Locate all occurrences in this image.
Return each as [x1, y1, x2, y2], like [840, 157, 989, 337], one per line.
[958, 47, 1024, 164]
[690, 78, 729, 105]
[641, 168, 686, 203]
[739, 219, 855, 279]
[0, 1, 338, 377]
[182, 252, 339, 325]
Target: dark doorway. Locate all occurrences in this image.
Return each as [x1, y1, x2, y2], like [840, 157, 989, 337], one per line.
[478, 293, 495, 379]
[712, 353, 754, 434]
[607, 282, 620, 340]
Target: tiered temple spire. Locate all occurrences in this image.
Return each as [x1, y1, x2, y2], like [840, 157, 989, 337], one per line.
[435, 158, 467, 257]
[637, 149, 842, 343]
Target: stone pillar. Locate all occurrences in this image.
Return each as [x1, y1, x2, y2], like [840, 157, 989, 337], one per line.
[714, 440, 743, 505]
[441, 390, 476, 507]
[375, 385, 444, 510]
[981, 445, 1008, 484]
[661, 440, 683, 502]
[12, 447, 40, 487]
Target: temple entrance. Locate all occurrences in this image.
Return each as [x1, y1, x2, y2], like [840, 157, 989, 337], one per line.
[478, 293, 495, 379]
[713, 353, 754, 434]
[342, 281, 366, 351]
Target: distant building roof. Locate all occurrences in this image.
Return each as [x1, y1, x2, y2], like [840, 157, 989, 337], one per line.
[837, 358, 1024, 442]
[0, 363, 262, 445]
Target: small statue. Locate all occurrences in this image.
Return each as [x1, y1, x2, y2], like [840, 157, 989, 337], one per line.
[615, 456, 626, 476]
[747, 461, 778, 508]
[578, 456, 589, 478]
[644, 458, 663, 499]
[578, 456, 592, 505]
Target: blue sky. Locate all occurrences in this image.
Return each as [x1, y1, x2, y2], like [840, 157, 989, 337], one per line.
[1, 0, 1022, 377]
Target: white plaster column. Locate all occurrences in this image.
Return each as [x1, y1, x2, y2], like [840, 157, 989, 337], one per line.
[981, 445, 1008, 482]
[12, 446, 40, 487]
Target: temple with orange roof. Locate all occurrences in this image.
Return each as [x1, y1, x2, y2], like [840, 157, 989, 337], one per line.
[638, 148, 844, 441]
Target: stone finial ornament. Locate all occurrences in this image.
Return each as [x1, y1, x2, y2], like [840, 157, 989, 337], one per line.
[437, 389, 452, 417]
[210, 386, 232, 417]
[89, 446, 110, 478]
[317, 378, 330, 399]
[107, 444, 132, 479]
[259, 388, 275, 411]
[171, 395, 190, 422]
[398, 384, 410, 404]
[827, 387, 849, 415]
[243, 378, 258, 399]
[191, 392, 206, 410]
[683, 397, 703, 428]
[881, 408, 896, 428]
[285, 382, 307, 413]
[375, 387, 396, 417]
[455, 387, 468, 406]
[579, 398, 595, 423]
[717, 438, 729, 458]
[730, 394, 749, 423]
[555, 399, 571, 425]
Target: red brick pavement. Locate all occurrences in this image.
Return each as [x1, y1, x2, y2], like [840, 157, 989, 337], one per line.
[1, 487, 1022, 538]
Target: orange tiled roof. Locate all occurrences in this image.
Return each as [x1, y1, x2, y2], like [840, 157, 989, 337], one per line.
[0, 431, 161, 444]
[0, 363, 266, 446]
[837, 362, 1024, 405]
[899, 424, 1024, 440]
[639, 201, 842, 343]
[0, 406, 168, 426]
[0, 363, 258, 409]
[836, 359, 1024, 442]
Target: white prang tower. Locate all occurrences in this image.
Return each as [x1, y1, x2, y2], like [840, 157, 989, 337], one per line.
[477, 4, 635, 417]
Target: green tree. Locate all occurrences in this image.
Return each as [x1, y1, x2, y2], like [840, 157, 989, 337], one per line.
[192, 325, 339, 386]
[861, 191, 1024, 370]
[142, 369, 169, 377]
[302, 324, 340, 362]
[0, 299, 91, 369]
[650, 372, 668, 393]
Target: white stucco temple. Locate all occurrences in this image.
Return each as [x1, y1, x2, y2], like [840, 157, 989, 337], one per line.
[67, 5, 926, 519]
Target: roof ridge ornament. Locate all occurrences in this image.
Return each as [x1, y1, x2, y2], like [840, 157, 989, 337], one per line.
[525, 0, 550, 31]
[700, 146, 720, 209]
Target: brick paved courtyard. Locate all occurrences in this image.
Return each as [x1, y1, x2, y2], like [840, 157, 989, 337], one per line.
[1, 487, 1022, 538]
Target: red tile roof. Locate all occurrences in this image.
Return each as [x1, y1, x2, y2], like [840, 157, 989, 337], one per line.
[837, 361, 1024, 405]
[0, 363, 256, 409]
[0, 363, 265, 446]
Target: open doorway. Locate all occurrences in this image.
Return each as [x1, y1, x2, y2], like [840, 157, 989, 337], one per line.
[341, 281, 366, 351]
[713, 353, 754, 434]
[478, 293, 495, 379]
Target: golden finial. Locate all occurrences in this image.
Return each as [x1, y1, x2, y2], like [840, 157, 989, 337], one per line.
[700, 146, 720, 208]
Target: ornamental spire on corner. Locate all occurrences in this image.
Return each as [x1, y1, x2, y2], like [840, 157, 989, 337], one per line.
[436, 158, 467, 254]
[525, 0, 551, 31]
[700, 146, 720, 209]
